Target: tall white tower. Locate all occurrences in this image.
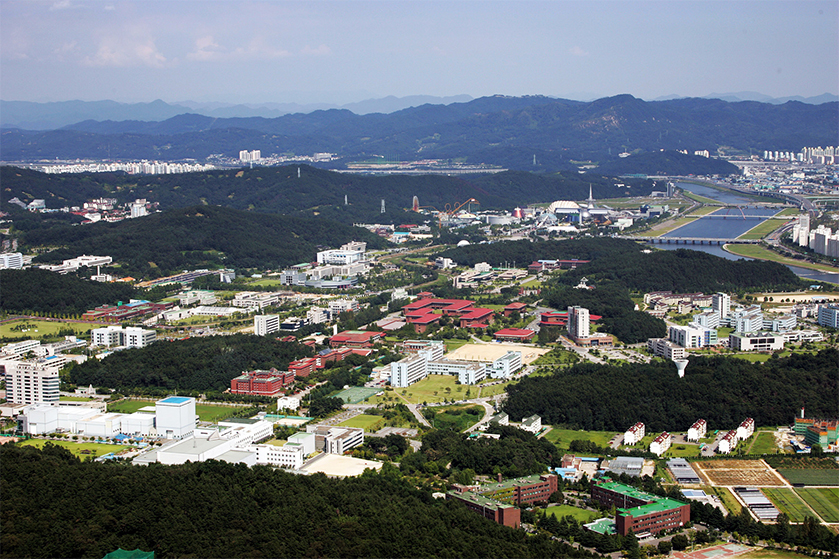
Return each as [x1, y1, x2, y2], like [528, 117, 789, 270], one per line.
[712, 293, 731, 319]
[567, 306, 590, 339]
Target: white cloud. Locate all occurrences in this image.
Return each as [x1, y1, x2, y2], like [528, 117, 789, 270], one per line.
[301, 44, 331, 56]
[83, 36, 167, 67]
[187, 35, 224, 61]
[233, 37, 290, 60]
[49, 0, 73, 11]
[570, 46, 589, 57]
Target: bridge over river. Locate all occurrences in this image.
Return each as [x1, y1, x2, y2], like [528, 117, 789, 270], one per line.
[620, 236, 762, 245]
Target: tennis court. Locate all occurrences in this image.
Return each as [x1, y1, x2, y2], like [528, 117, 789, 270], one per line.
[334, 386, 383, 404]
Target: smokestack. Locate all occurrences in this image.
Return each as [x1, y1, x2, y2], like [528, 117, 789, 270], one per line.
[801, 407, 805, 419]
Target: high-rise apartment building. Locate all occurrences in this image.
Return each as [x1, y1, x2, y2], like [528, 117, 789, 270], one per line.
[567, 306, 590, 339]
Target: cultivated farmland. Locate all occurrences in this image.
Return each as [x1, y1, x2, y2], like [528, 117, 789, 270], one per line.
[795, 488, 839, 523]
[762, 488, 813, 522]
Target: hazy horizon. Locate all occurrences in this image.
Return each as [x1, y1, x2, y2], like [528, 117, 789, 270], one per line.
[1, 1, 836, 105]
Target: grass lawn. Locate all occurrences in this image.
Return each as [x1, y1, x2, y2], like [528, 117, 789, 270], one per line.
[776, 208, 802, 217]
[60, 396, 95, 402]
[544, 428, 616, 450]
[18, 439, 132, 458]
[728, 353, 774, 363]
[521, 279, 542, 288]
[430, 404, 485, 432]
[265, 438, 287, 447]
[763, 488, 813, 522]
[795, 488, 839, 522]
[476, 380, 514, 399]
[680, 191, 720, 205]
[387, 375, 464, 405]
[738, 219, 786, 240]
[107, 399, 156, 414]
[444, 339, 470, 352]
[710, 486, 742, 515]
[541, 504, 601, 523]
[665, 444, 702, 458]
[747, 432, 779, 454]
[643, 217, 700, 236]
[338, 414, 385, 430]
[724, 244, 839, 274]
[741, 549, 819, 559]
[0, 319, 96, 339]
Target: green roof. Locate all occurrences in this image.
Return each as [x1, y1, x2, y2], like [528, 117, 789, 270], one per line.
[618, 498, 687, 518]
[595, 480, 660, 503]
[585, 518, 617, 535]
[103, 549, 154, 559]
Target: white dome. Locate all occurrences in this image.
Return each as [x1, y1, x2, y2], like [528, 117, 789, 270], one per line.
[456, 240, 471, 247]
[548, 200, 580, 213]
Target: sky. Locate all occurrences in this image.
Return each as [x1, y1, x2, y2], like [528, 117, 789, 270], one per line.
[1, 0, 837, 105]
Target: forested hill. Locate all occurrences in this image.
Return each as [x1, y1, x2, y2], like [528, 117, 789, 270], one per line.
[0, 444, 588, 559]
[68, 334, 314, 393]
[503, 349, 839, 431]
[439, 238, 804, 293]
[590, 151, 739, 176]
[24, 205, 386, 277]
[0, 165, 652, 224]
[2, 95, 835, 170]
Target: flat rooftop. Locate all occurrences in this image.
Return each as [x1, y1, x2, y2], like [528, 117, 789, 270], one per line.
[158, 396, 192, 405]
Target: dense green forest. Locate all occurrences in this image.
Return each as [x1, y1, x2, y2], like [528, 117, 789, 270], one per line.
[22, 205, 385, 277]
[0, 443, 592, 559]
[0, 268, 138, 315]
[0, 166, 651, 225]
[441, 238, 805, 293]
[3, 95, 835, 167]
[68, 334, 313, 392]
[502, 349, 839, 430]
[401, 426, 561, 479]
[590, 150, 739, 176]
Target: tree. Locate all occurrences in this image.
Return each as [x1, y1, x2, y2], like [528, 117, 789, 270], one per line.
[658, 540, 672, 555]
[671, 535, 689, 551]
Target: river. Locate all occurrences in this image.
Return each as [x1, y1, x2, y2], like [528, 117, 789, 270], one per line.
[652, 182, 839, 285]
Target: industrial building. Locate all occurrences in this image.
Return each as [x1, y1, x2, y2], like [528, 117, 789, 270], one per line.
[667, 458, 701, 484]
[155, 396, 196, 439]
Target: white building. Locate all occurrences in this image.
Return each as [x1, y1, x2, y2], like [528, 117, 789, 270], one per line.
[254, 315, 281, 336]
[155, 396, 196, 439]
[91, 326, 156, 348]
[718, 430, 738, 454]
[390, 353, 428, 388]
[694, 311, 721, 329]
[765, 314, 796, 332]
[317, 249, 364, 266]
[275, 397, 299, 412]
[737, 418, 755, 441]
[668, 324, 716, 348]
[732, 305, 764, 333]
[567, 306, 590, 339]
[6, 359, 61, 405]
[624, 422, 645, 445]
[328, 299, 360, 316]
[474, 262, 492, 273]
[488, 351, 523, 379]
[647, 338, 687, 360]
[729, 332, 784, 352]
[687, 419, 707, 442]
[306, 307, 329, 325]
[650, 432, 672, 456]
[1, 339, 41, 358]
[232, 292, 281, 309]
[177, 290, 217, 306]
[521, 414, 542, 434]
[817, 304, 839, 328]
[0, 252, 24, 269]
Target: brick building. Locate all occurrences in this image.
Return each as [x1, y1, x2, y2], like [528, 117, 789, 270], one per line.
[590, 479, 689, 536]
[230, 368, 295, 397]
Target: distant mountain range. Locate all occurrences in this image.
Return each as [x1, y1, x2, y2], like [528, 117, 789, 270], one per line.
[1, 94, 835, 173]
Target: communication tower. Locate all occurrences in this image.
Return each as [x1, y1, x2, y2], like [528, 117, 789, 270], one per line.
[381, 199, 386, 214]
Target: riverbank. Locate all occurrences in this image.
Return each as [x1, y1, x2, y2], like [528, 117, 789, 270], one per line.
[723, 243, 839, 275]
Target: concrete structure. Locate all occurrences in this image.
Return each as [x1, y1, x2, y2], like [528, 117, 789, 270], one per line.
[687, 419, 707, 442]
[718, 429, 738, 454]
[647, 338, 686, 360]
[232, 292, 281, 309]
[277, 396, 300, 411]
[817, 304, 839, 328]
[624, 422, 645, 445]
[155, 396, 196, 439]
[567, 306, 590, 340]
[254, 314, 281, 336]
[712, 292, 731, 318]
[729, 332, 784, 352]
[0, 252, 24, 269]
[649, 432, 672, 456]
[521, 414, 542, 434]
[92, 326, 157, 348]
[591, 479, 689, 536]
[317, 248, 365, 266]
[307, 425, 365, 455]
[737, 417, 755, 441]
[6, 359, 61, 405]
[694, 311, 721, 329]
[668, 324, 717, 348]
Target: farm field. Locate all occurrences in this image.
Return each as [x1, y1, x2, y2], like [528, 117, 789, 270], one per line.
[17, 439, 132, 458]
[694, 460, 785, 486]
[762, 488, 813, 522]
[795, 488, 839, 523]
[0, 318, 96, 339]
[543, 428, 617, 450]
[541, 504, 601, 523]
[747, 432, 779, 455]
[338, 414, 384, 430]
[777, 469, 839, 486]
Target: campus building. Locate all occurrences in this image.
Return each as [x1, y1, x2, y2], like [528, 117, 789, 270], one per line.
[155, 396, 196, 439]
[590, 479, 689, 536]
[91, 326, 157, 348]
[729, 332, 784, 352]
[254, 315, 281, 336]
[475, 473, 559, 507]
[6, 359, 61, 405]
[230, 369, 295, 397]
[446, 492, 521, 528]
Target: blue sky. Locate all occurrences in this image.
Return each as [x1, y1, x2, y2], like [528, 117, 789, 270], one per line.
[1, 0, 836, 104]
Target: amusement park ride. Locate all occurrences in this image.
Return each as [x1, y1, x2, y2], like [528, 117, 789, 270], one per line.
[411, 196, 481, 227]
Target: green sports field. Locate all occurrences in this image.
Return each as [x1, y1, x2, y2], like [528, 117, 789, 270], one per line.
[762, 488, 813, 522]
[338, 414, 385, 430]
[17, 439, 132, 458]
[333, 386, 383, 404]
[0, 319, 96, 339]
[795, 488, 839, 522]
[541, 504, 601, 523]
[543, 428, 617, 450]
[107, 399, 247, 423]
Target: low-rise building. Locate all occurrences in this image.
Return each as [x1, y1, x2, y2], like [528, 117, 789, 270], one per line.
[254, 314, 281, 336]
[590, 479, 689, 536]
[91, 326, 157, 348]
[687, 419, 707, 442]
[650, 432, 671, 456]
[493, 328, 536, 342]
[521, 414, 542, 434]
[647, 338, 687, 360]
[729, 332, 784, 352]
[230, 368, 295, 397]
[624, 422, 645, 445]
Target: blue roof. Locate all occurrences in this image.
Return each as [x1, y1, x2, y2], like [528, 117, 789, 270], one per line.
[158, 396, 191, 404]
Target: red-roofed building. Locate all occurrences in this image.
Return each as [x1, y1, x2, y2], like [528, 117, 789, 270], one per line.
[540, 311, 568, 327]
[494, 328, 536, 342]
[329, 330, 384, 348]
[288, 358, 317, 377]
[230, 368, 295, 397]
[402, 298, 475, 316]
[406, 312, 441, 333]
[459, 308, 496, 328]
[417, 292, 434, 299]
[503, 302, 528, 317]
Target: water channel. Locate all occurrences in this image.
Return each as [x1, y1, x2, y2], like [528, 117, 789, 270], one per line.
[650, 182, 839, 284]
